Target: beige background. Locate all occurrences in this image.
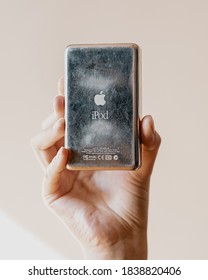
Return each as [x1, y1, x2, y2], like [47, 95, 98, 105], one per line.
[0, 0, 208, 259]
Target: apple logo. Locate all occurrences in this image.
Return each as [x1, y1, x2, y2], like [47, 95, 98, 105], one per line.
[94, 91, 106, 106]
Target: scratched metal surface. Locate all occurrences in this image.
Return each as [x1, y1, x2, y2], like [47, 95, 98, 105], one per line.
[65, 44, 139, 170]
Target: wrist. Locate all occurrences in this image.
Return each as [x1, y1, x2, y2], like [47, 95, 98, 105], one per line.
[82, 229, 147, 260]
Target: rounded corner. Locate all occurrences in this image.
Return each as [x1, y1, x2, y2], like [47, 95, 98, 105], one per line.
[66, 163, 72, 170]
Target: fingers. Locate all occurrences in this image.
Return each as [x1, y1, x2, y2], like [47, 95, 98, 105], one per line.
[141, 115, 160, 150]
[43, 147, 69, 198]
[31, 117, 65, 167]
[38, 118, 65, 150]
[137, 115, 161, 178]
[41, 95, 64, 129]
[31, 80, 65, 169]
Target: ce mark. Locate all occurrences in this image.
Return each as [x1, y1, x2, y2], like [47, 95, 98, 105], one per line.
[98, 155, 105, 160]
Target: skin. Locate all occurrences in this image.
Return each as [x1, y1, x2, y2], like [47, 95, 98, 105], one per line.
[31, 78, 161, 259]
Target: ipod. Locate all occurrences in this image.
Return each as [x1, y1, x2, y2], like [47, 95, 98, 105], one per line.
[64, 43, 141, 170]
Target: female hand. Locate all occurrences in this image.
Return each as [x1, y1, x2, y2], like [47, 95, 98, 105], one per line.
[31, 78, 161, 259]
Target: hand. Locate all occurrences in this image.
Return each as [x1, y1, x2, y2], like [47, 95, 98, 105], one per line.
[31, 78, 161, 260]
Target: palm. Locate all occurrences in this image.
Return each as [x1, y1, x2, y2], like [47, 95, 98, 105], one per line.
[47, 169, 149, 247]
[32, 81, 161, 259]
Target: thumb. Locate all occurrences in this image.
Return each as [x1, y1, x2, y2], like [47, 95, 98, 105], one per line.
[138, 115, 161, 178]
[43, 147, 69, 199]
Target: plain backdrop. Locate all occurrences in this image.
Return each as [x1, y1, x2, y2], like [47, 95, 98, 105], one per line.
[0, 0, 208, 259]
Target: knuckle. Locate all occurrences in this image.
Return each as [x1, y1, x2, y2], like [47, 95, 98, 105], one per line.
[30, 135, 38, 150]
[53, 118, 65, 133]
[31, 134, 43, 151]
[41, 120, 47, 130]
[53, 94, 60, 104]
[43, 166, 50, 183]
[41, 183, 51, 206]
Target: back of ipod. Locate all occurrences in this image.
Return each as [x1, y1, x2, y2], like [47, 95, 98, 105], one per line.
[64, 43, 141, 170]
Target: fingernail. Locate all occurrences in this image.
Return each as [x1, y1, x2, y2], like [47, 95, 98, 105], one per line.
[57, 147, 64, 157]
[149, 116, 156, 145]
[149, 115, 155, 135]
[53, 95, 64, 117]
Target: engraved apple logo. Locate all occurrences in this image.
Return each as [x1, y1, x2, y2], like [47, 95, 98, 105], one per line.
[94, 91, 106, 106]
